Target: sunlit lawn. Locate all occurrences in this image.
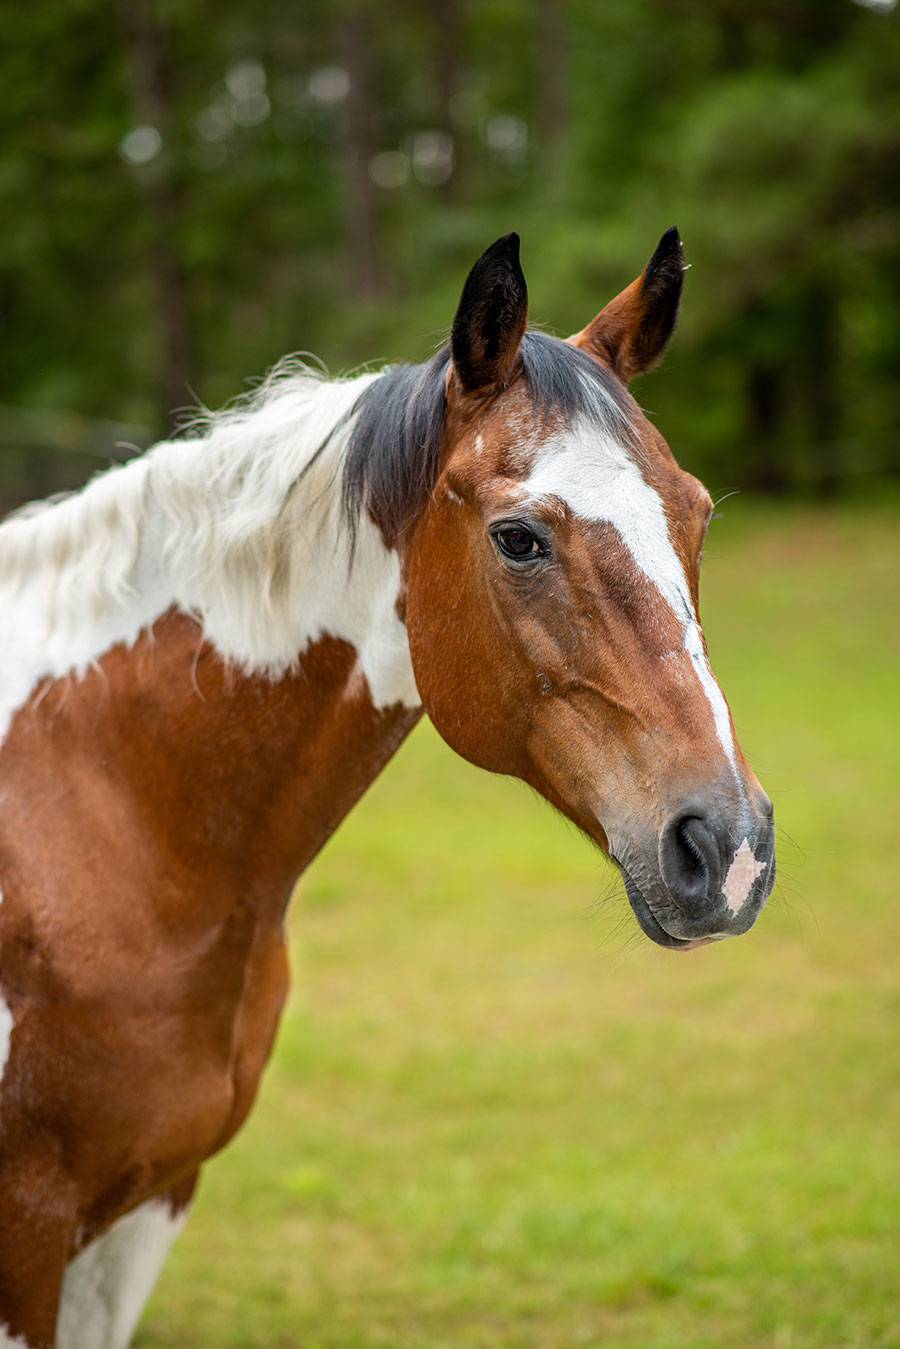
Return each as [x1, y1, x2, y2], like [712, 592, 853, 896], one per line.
[140, 491, 900, 1348]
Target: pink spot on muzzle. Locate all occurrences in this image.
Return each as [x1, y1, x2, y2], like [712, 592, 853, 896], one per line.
[721, 837, 767, 915]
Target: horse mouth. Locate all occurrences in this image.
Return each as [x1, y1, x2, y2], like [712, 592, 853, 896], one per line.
[616, 865, 725, 952]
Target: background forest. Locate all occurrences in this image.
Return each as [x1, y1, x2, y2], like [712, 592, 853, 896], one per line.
[1, 0, 898, 511]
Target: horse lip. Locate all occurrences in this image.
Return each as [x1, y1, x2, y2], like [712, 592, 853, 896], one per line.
[614, 859, 724, 951]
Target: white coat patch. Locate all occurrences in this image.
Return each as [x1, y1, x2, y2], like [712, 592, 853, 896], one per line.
[722, 837, 767, 914]
[0, 985, 10, 1106]
[0, 1329, 31, 1348]
[0, 368, 420, 756]
[56, 1198, 189, 1349]
[0, 885, 11, 1116]
[523, 418, 737, 771]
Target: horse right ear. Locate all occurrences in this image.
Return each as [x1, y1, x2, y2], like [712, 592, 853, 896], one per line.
[450, 233, 529, 396]
[569, 227, 685, 384]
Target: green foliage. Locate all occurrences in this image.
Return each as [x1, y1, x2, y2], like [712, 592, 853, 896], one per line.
[1, 0, 897, 493]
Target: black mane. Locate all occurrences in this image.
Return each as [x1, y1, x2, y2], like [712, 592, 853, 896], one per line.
[342, 330, 635, 544]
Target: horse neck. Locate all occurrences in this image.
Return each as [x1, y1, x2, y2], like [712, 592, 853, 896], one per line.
[0, 374, 423, 912]
[76, 611, 423, 913]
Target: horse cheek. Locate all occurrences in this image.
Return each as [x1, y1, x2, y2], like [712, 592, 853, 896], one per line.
[406, 519, 530, 778]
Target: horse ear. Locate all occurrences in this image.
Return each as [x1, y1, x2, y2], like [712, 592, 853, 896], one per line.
[450, 233, 529, 394]
[569, 227, 686, 383]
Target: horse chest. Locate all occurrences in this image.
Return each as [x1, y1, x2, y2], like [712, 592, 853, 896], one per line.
[0, 831, 289, 1220]
[205, 908, 290, 1151]
[0, 620, 394, 1232]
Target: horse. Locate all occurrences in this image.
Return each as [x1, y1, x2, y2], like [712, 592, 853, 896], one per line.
[0, 228, 775, 1347]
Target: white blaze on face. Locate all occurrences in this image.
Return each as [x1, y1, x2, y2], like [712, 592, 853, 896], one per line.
[522, 417, 738, 772]
[722, 837, 767, 915]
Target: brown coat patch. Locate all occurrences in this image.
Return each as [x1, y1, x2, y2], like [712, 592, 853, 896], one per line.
[0, 611, 419, 1328]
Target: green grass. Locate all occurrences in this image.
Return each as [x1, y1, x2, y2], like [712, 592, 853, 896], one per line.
[139, 492, 900, 1348]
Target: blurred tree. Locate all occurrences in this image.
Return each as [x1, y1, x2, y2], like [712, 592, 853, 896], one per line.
[0, 0, 896, 501]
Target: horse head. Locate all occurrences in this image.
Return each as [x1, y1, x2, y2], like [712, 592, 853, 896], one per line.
[404, 231, 775, 949]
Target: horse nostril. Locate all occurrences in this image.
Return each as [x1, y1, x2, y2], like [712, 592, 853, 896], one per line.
[677, 819, 706, 880]
[659, 812, 721, 912]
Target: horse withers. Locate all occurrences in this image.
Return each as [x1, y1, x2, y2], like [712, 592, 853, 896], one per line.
[0, 229, 774, 1347]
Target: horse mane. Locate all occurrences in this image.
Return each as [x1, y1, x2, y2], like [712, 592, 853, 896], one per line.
[342, 330, 638, 544]
[0, 362, 378, 665]
[0, 335, 636, 664]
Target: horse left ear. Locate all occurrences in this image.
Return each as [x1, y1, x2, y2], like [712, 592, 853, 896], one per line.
[569, 227, 686, 383]
[450, 232, 529, 395]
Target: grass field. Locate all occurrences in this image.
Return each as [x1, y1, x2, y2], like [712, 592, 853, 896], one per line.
[140, 492, 900, 1349]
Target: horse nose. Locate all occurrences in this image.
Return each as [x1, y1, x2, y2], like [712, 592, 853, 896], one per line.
[659, 809, 727, 914]
[658, 791, 775, 932]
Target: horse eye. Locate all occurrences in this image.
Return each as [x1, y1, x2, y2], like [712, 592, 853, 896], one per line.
[493, 526, 543, 561]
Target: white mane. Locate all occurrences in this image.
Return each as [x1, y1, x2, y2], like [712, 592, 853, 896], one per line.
[0, 363, 421, 738]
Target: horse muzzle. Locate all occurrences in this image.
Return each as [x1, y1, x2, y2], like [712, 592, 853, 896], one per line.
[612, 791, 776, 950]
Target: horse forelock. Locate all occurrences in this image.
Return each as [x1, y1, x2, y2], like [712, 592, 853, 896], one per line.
[342, 331, 638, 545]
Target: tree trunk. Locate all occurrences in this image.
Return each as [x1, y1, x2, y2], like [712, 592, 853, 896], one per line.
[535, 0, 567, 174]
[338, 10, 382, 297]
[799, 282, 842, 496]
[119, 0, 191, 432]
[746, 363, 789, 493]
[429, 0, 461, 196]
